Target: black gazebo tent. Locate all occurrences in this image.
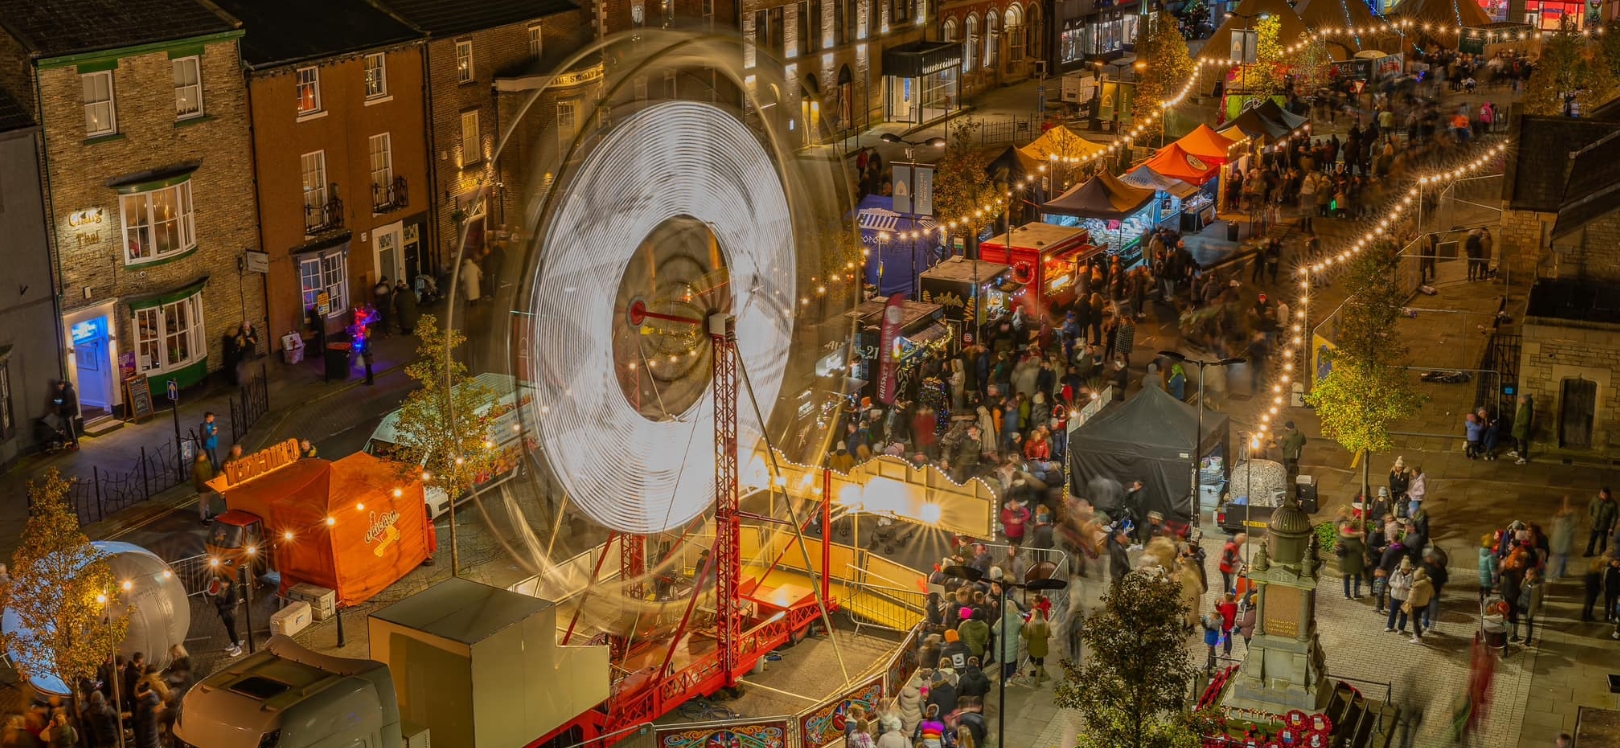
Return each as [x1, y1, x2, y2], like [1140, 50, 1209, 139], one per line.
[1067, 386, 1230, 523]
[1040, 172, 1156, 220]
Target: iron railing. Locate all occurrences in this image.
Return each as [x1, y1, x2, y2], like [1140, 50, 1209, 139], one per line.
[52, 440, 189, 525]
[304, 184, 344, 235]
[372, 175, 408, 214]
[230, 363, 271, 444]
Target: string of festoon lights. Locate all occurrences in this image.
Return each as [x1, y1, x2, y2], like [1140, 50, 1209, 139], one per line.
[1271, 19, 1607, 55]
[867, 65, 1218, 246]
[1252, 141, 1511, 443]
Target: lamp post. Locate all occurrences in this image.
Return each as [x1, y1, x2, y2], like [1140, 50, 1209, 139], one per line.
[942, 565, 1068, 748]
[1157, 351, 1244, 526]
[96, 591, 126, 748]
[879, 133, 946, 224]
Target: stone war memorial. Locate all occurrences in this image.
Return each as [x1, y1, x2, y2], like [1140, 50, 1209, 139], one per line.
[1199, 499, 1400, 747]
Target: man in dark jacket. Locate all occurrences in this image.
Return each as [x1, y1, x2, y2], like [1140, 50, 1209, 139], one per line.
[924, 671, 958, 716]
[957, 698, 988, 746]
[939, 629, 972, 671]
[132, 681, 164, 748]
[957, 658, 992, 701]
[1108, 530, 1132, 584]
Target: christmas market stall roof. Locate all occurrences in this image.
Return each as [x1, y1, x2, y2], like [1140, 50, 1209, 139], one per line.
[1067, 385, 1229, 523]
[1040, 171, 1155, 221]
[1175, 124, 1244, 165]
[1195, 0, 1309, 62]
[1387, 0, 1491, 30]
[988, 126, 1106, 182]
[1121, 166, 1200, 199]
[1218, 101, 1308, 141]
[856, 194, 942, 298]
[1294, 0, 1387, 55]
[1141, 143, 1221, 186]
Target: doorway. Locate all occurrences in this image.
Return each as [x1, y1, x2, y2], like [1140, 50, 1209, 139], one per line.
[375, 221, 403, 287]
[68, 314, 114, 416]
[1559, 377, 1597, 449]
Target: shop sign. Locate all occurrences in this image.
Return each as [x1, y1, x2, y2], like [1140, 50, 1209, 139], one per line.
[68, 207, 106, 248]
[213, 438, 302, 490]
[317, 291, 332, 317]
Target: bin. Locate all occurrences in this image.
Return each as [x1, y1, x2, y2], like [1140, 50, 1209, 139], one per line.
[324, 343, 351, 381]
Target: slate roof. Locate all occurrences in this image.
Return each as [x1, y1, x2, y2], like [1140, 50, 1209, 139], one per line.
[0, 87, 32, 132]
[0, 0, 237, 60]
[371, 0, 580, 37]
[1502, 116, 1617, 213]
[1551, 131, 1620, 242]
[211, 0, 421, 68]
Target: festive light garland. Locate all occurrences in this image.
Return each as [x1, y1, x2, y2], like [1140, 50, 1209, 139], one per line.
[1256, 141, 1511, 440]
[525, 100, 797, 535]
[1274, 19, 1606, 55]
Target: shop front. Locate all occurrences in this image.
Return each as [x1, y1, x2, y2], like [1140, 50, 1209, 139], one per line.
[127, 277, 212, 390]
[1038, 172, 1156, 264]
[978, 223, 1097, 317]
[1056, 0, 1142, 67]
[919, 256, 1015, 349]
[857, 194, 943, 298]
[883, 41, 963, 126]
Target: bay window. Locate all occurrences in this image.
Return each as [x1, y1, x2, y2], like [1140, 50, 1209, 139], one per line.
[120, 180, 196, 264]
[299, 250, 349, 318]
[133, 289, 206, 375]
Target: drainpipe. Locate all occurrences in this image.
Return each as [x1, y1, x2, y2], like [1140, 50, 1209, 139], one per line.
[420, 40, 442, 276]
[240, 61, 272, 337]
[31, 62, 71, 386]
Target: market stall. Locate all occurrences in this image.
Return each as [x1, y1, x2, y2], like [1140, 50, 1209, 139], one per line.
[1038, 172, 1157, 265]
[977, 222, 1098, 317]
[857, 194, 943, 298]
[1120, 166, 1200, 232]
[208, 450, 433, 606]
[1171, 125, 1243, 230]
[987, 125, 1107, 194]
[1067, 385, 1229, 524]
[918, 256, 1016, 347]
[842, 297, 950, 399]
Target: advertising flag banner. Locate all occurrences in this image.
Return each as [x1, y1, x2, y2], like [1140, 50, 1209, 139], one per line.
[877, 294, 906, 404]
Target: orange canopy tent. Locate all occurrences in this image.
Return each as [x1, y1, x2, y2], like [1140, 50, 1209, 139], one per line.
[1141, 143, 1221, 186]
[219, 452, 431, 606]
[1175, 124, 1244, 165]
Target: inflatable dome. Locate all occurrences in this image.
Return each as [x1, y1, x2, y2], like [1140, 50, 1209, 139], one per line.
[2, 541, 190, 694]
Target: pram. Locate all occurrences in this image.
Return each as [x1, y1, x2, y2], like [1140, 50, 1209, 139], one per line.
[34, 416, 73, 453]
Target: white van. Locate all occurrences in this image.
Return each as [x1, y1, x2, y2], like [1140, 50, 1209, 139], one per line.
[364, 372, 537, 519]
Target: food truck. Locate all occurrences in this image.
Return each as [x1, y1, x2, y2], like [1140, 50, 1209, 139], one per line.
[918, 256, 1016, 347]
[843, 297, 949, 397]
[976, 223, 1098, 317]
[206, 441, 434, 606]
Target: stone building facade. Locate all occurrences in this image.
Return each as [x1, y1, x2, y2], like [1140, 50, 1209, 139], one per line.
[214, 0, 432, 347]
[0, 91, 64, 465]
[374, 0, 589, 274]
[0, 0, 262, 418]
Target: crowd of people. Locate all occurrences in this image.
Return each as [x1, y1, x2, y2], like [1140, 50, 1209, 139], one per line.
[0, 645, 196, 748]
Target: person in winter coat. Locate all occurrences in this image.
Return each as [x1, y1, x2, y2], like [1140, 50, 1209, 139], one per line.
[1200, 610, 1223, 671]
[1604, 556, 1620, 624]
[1108, 530, 1132, 585]
[1000, 498, 1030, 546]
[1406, 467, 1427, 518]
[1509, 394, 1534, 464]
[1168, 364, 1188, 401]
[1551, 496, 1578, 580]
[958, 658, 992, 701]
[1022, 607, 1052, 685]
[1404, 568, 1435, 643]
[1219, 534, 1245, 593]
[918, 632, 943, 670]
[1337, 522, 1367, 598]
[460, 255, 483, 303]
[1420, 548, 1449, 630]
[1478, 534, 1500, 604]
[1582, 555, 1606, 622]
[895, 682, 923, 735]
[876, 716, 909, 748]
[940, 628, 971, 671]
[392, 279, 420, 335]
[914, 704, 948, 748]
[923, 673, 958, 723]
[975, 406, 998, 457]
[996, 601, 1024, 678]
[1237, 590, 1259, 649]
[1175, 555, 1206, 629]
[81, 692, 117, 748]
[1386, 558, 1414, 634]
[131, 682, 164, 748]
[956, 609, 990, 662]
[1514, 567, 1545, 645]
[1388, 458, 1410, 503]
[1215, 593, 1239, 657]
[1588, 488, 1617, 557]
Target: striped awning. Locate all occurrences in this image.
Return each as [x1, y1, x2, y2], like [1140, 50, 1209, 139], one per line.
[857, 207, 939, 237]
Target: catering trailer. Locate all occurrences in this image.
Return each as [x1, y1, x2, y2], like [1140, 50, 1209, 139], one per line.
[206, 443, 434, 605]
[976, 222, 1097, 317]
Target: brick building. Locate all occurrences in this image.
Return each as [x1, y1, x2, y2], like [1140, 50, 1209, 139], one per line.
[0, 0, 262, 422]
[1500, 107, 1620, 457]
[0, 89, 64, 465]
[212, 0, 431, 347]
[372, 0, 588, 271]
[938, 0, 1044, 98]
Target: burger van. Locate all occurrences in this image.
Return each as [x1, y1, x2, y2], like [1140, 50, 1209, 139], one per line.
[364, 372, 537, 519]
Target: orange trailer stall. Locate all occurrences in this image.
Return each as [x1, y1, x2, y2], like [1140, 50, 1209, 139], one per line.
[208, 442, 431, 606]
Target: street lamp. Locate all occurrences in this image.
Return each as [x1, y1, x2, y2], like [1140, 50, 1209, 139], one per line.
[1157, 351, 1244, 525]
[879, 133, 945, 222]
[943, 564, 1068, 748]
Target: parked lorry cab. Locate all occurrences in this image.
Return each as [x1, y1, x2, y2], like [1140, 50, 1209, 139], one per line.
[173, 635, 407, 748]
[206, 441, 434, 605]
[364, 372, 538, 519]
[176, 579, 610, 748]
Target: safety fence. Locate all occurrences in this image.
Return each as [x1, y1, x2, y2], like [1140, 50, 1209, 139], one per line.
[229, 363, 272, 443]
[974, 115, 1037, 146]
